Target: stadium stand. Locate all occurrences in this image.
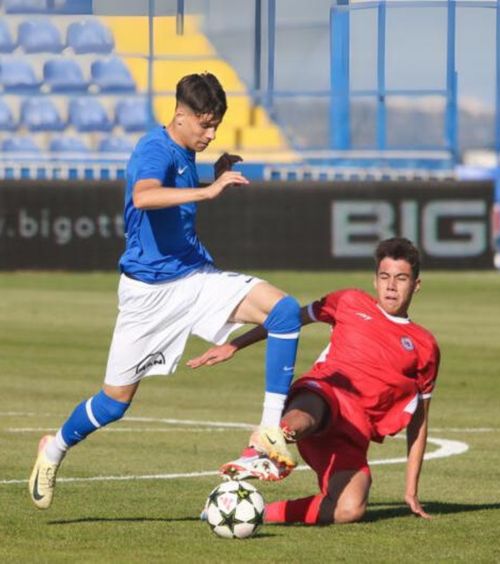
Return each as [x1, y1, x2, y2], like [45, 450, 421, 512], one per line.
[21, 97, 66, 131]
[49, 134, 89, 155]
[98, 135, 135, 154]
[0, 19, 16, 52]
[17, 19, 64, 53]
[115, 97, 149, 132]
[0, 97, 17, 130]
[43, 58, 89, 92]
[1, 57, 42, 91]
[66, 19, 114, 55]
[101, 15, 298, 162]
[4, 0, 47, 13]
[91, 57, 135, 93]
[69, 97, 113, 132]
[2, 135, 41, 153]
[0, 10, 298, 180]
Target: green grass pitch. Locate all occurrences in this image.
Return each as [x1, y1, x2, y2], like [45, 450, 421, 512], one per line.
[1, 271, 499, 563]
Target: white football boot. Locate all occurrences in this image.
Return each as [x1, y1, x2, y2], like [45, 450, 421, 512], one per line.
[29, 435, 61, 510]
[220, 425, 297, 482]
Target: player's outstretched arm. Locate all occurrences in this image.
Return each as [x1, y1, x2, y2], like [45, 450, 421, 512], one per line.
[187, 325, 268, 369]
[405, 397, 432, 519]
[133, 171, 249, 210]
[187, 306, 315, 369]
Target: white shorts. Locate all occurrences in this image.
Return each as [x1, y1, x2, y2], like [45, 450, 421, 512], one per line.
[104, 266, 263, 386]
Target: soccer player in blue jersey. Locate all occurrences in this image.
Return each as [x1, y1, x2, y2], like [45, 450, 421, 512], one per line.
[28, 73, 301, 510]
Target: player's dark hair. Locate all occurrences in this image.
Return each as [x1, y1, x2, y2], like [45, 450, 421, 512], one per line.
[375, 237, 420, 278]
[175, 73, 227, 120]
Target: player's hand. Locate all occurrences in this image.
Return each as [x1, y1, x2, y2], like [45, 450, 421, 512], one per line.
[214, 152, 243, 179]
[186, 343, 237, 369]
[205, 170, 249, 200]
[405, 494, 432, 519]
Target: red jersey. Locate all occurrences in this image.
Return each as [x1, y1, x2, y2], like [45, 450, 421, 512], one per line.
[305, 289, 440, 442]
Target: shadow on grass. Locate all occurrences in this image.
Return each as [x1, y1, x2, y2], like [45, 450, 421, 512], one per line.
[365, 501, 500, 522]
[48, 516, 203, 525]
[48, 516, 278, 537]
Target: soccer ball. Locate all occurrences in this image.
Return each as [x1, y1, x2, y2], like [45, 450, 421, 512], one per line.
[204, 480, 265, 539]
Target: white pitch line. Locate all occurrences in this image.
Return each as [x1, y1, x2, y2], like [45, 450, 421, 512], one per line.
[430, 428, 497, 433]
[0, 412, 496, 433]
[123, 416, 253, 429]
[0, 436, 468, 486]
[6, 428, 235, 433]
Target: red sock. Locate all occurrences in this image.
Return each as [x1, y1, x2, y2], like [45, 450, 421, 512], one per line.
[265, 495, 324, 524]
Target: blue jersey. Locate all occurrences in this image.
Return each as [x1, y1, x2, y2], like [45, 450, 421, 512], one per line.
[119, 126, 214, 283]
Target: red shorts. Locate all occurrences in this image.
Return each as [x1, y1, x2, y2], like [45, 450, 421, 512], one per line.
[288, 376, 372, 494]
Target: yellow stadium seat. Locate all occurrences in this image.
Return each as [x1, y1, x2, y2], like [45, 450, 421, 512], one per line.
[153, 96, 176, 125]
[239, 125, 289, 150]
[101, 14, 300, 162]
[153, 59, 246, 93]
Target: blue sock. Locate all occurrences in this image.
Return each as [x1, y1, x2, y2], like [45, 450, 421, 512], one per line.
[61, 390, 130, 448]
[261, 296, 301, 425]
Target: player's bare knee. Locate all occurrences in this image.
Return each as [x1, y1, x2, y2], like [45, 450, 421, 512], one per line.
[334, 502, 367, 524]
[283, 391, 329, 438]
[282, 407, 317, 438]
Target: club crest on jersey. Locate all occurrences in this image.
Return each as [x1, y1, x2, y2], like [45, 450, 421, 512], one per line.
[400, 337, 414, 351]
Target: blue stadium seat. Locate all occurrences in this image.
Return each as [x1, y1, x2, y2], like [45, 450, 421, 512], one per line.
[115, 98, 149, 132]
[18, 19, 64, 53]
[1, 57, 41, 91]
[98, 135, 134, 154]
[0, 97, 17, 130]
[21, 97, 66, 131]
[69, 97, 113, 132]
[91, 57, 135, 93]
[2, 135, 41, 153]
[43, 58, 88, 92]
[0, 20, 16, 53]
[5, 0, 47, 13]
[67, 19, 114, 55]
[50, 135, 90, 154]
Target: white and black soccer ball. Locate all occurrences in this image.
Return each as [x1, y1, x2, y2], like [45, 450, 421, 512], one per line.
[205, 480, 265, 539]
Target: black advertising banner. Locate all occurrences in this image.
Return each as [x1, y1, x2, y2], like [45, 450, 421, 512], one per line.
[0, 181, 124, 270]
[198, 180, 494, 270]
[0, 180, 494, 270]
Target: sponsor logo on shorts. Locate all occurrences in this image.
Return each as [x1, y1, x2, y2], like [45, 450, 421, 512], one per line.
[400, 337, 415, 351]
[136, 352, 166, 375]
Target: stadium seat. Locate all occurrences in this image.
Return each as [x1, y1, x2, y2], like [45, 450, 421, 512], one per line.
[1, 57, 41, 91]
[49, 135, 90, 154]
[98, 135, 135, 154]
[115, 98, 150, 132]
[18, 19, 64, 53]
[21, 97, 66, 131]
[43, 58, 88, 92]
[2, 135, 41, 153]
[67, 20, 114, 55]
[91, 57, 135, 93]
[0, 97, 16, 130]
[69, 97, 113, 132]
[0, 20, 16, 53]
[4, 0, 47, 13]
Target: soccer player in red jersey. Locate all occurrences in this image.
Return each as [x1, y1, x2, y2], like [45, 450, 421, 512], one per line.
[189, 237, 440, 524]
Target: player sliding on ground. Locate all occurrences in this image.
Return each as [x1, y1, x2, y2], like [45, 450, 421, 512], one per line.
[29, 73, 300, 510]
[191, 238, 441, 523]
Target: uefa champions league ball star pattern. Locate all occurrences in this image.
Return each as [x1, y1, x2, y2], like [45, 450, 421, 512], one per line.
[205, 480, 265, 539]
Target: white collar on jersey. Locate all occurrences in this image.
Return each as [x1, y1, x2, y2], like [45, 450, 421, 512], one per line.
[376, 304, 411, 324]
